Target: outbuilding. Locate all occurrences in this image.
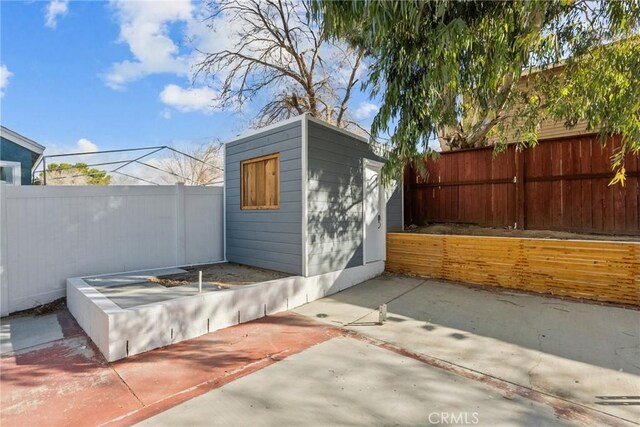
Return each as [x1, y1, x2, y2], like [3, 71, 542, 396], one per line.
[224, 113, 403, 279]
[66, 113, 405, 361]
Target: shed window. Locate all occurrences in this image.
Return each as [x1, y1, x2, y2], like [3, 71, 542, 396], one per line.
[241, 153, 280, 210]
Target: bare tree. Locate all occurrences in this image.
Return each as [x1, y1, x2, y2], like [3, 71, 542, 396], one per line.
[196, 0, 366, 131]
[159, 143, 223, 186]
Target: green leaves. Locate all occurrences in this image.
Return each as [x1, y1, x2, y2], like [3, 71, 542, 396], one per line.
[315, 0, 640, 182]
[46, 162, 111, 185]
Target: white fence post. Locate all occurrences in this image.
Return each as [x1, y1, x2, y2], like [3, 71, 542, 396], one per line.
[175, 182, 187, 266]
[0, 184, 9, 316]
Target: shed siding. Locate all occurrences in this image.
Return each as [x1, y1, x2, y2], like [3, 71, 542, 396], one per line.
[225, 121, 303, 275]
[307, 121, 395, 276]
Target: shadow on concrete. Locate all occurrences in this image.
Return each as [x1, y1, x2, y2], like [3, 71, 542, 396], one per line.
[292, 275, 640, 422]
[299, 274, 640, 375]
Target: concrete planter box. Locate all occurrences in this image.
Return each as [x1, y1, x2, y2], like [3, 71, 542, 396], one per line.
[68, 261, 384, 361]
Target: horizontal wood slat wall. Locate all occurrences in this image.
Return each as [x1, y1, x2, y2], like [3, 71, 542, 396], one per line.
[386, 233, 640, 306]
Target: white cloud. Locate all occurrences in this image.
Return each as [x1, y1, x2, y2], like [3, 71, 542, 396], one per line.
[76, 138, 98, 153]
[185, 6, 247, 64]
[160, 84, 218, 113]
[104, 0, 194, 89]
[103, 0, 256, 90]
[353, 102, 379, 120]
[0, 65, 12, 98]
[45, 0, 69, 29]
[45, 138, 100, 156]
[103, 0, 362, 124]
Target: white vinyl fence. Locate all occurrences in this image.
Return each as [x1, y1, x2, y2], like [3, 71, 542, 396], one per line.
[0, 183, 224, 316]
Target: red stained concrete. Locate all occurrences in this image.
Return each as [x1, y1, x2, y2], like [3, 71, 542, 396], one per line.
[1, 335, 142, 427]
[1, 311, 341, 427]
[112, 313, 340, 406]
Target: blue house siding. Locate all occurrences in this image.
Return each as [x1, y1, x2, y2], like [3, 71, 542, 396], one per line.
[1, 137, 36, 185]
[225, 121, 303, 275]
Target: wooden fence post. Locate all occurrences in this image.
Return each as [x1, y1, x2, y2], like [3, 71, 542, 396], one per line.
[515, 148, 526, 229]
[404, 164, 414, 226]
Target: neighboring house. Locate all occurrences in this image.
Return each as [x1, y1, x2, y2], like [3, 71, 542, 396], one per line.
[439, 64, 592, 150]
[498, 64, 591, 143]
[0, 126, 45, 185]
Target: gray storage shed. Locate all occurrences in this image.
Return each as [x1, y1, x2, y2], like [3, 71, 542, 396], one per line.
[224, 113, 403, 277]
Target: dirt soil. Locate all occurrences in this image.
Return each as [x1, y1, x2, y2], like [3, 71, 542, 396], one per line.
[148, 262, 290, 288]
[404, 223, 639, 242]
[7, 298, 67, 318]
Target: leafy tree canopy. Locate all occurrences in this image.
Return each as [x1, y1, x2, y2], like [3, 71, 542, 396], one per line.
[45, 162, 111, 185]
[314, 0, 640, 184]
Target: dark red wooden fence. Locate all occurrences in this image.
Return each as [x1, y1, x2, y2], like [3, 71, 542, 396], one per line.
[404, 134, 640, 235]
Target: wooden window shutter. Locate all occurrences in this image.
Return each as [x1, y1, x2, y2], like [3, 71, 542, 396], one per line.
[240, 153, 280, 210]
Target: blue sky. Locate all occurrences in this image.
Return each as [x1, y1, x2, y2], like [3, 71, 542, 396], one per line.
[0, 0, 379, 161]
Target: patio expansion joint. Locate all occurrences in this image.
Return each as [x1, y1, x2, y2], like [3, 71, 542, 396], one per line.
[526, 332, 545, 389]
[104, 353, 285, 426]
[102, 322, 344, 427]
[338, 328, 638, 427]
[108, 364, 145, 409]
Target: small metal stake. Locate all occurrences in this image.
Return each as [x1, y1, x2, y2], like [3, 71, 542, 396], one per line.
[199, 270, 203, 292]
[378, 304, 387, 324]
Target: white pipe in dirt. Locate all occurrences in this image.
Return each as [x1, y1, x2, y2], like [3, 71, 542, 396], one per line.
[199, 271, 203, 292]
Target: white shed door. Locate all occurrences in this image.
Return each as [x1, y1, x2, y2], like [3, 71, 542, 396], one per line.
[364, 160, 384, 263]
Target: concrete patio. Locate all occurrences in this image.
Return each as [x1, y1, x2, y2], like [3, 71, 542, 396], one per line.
[1, 274, 638, 426]
[294, 274, 640, 423]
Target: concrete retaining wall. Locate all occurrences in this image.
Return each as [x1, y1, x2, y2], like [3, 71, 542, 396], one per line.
[68, 261, 384, 361]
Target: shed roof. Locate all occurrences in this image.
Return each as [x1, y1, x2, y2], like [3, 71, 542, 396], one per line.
[223, 113, 369, 147]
